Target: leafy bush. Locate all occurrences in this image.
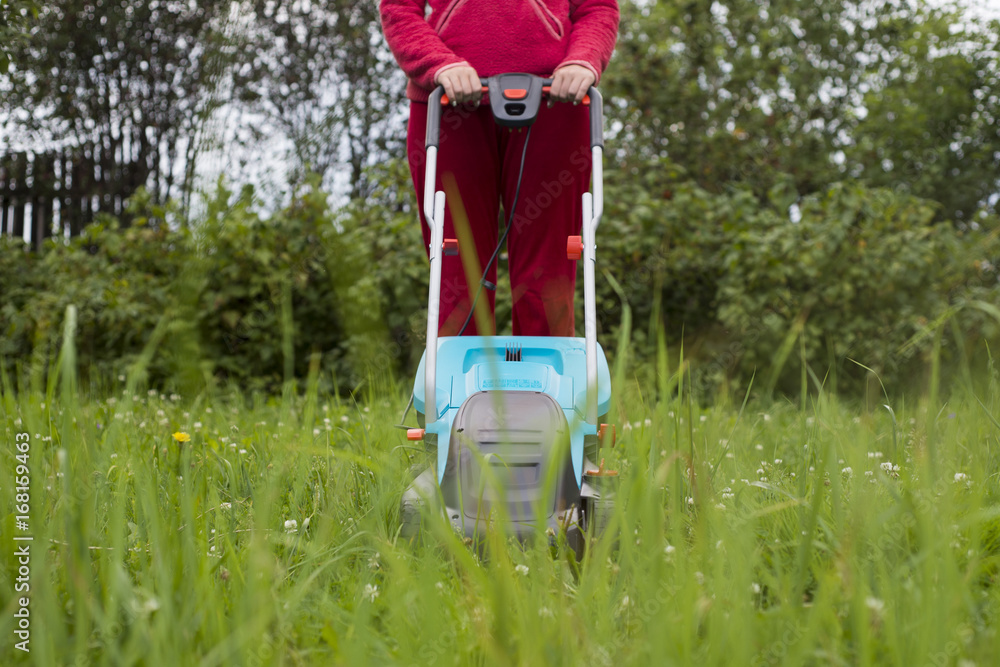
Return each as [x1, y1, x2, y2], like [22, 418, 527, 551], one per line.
[714, 183, 1000, 395]
[2, 166, 998, 399]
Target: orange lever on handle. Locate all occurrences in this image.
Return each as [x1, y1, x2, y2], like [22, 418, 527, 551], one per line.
[541, 86, 591, 106]
[440, 86, 490, 106]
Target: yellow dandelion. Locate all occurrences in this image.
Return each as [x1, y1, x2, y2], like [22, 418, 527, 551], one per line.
[172, 432, 191, 443]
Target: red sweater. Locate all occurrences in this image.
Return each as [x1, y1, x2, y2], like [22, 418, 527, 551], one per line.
[380, 0, 620, 102]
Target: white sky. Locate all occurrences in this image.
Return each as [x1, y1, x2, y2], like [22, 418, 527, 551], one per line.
[980, 0, 1000, 16]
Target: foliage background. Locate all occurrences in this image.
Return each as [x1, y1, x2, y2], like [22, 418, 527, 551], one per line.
[1, 0, 999, 400]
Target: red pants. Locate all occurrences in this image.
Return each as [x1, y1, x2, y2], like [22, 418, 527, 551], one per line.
[407, 100, 591, 336]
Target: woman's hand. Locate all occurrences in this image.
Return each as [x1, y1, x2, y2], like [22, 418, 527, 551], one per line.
[436, 65, 482, 105]
[548, 64, 595, 105]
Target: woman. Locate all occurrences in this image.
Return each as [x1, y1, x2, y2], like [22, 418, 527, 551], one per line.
[380, 0, 619, 336]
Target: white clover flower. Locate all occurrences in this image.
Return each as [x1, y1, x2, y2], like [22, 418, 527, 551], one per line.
[284, 519, 298, 533]
[774, 458, 783, 465]
[751, 583, 761, 594]
[686, 497, 695, 506]
[842, 467, 853, 476]
[664, 544, 676, 555]
[644, 418, 652, 427]
[880, 461, 894, 472]
[313, 428, 320, 436]
[622, 422, 633, 432]
[515, 564, 530, 576]
[763, 414, 771, 422]
[865, 596, 885, 614]
[755, 444, 764, 451]
[700, 415, 707, 422]
[340, 415, 349, 423]
[955, 472, 968, 483]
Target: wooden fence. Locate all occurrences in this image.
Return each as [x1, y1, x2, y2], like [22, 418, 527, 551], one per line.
[0, 146, 146, 250]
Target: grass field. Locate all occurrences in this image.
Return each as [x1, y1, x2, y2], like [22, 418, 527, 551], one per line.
[2, 321, 1000, 666]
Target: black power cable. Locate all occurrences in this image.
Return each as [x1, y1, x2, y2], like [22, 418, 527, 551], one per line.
[454, 124, 534, 337]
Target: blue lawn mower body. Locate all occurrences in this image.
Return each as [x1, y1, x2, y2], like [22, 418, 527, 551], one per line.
[400, 74, 618, 553]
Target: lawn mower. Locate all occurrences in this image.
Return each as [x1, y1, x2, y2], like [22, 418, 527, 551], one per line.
[400, 73, 618, 555]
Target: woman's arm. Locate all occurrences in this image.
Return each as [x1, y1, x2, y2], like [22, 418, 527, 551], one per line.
[379, 0, 470, 92]
[555, 0, 620, 86]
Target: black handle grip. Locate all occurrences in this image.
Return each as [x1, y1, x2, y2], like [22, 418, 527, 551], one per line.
[426, 87, 445, 149]
[424, 74, 603, 149]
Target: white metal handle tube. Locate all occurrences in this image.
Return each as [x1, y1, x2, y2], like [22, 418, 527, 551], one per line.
[582, 192, 598, 424]
[423, 146, 438, 232]
[591, 146, 603, 229]
[424, 190, 445, 420]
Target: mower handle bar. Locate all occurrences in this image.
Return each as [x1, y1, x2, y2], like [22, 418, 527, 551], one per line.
[425, 77, 604, 151]
[422, 73, 605, 425]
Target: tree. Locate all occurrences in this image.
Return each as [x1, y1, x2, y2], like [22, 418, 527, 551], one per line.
[602, 0, 1000, 219]
[1, 0, 234, 218]
[603, 0, 875, 202]
[231, 0, 404, 199]
[847, 3, 1000, 221]
[0, 0, 37, 74]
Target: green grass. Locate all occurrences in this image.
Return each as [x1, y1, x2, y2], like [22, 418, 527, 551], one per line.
[2, 326, 1000, 666]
